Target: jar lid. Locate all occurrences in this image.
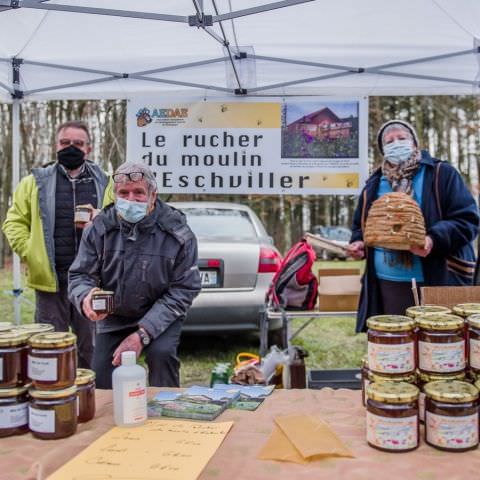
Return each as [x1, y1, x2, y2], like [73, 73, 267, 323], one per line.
[405, 305, 451, 318]
[368, 372, 417, 384]
[29, 331, 77, 348]
[366, 315, 415, 332]
[467, 314, 480, 329]
[367, 381, 419, 403]
[0, 330, 30, 346]
[29, 385, 77, 399]
[15, 323, 55, 335]
[75, 204, 91, 210]
[453, 303, 480, 317]
[0, 322, 13, 332]
[417, 370, 466, 383]
[0, 384, 30, 398]
[424, 380, 479, 403]
[76, 368, 96, 385]
[92, 290, 114, 296]
[416, 313, 464, 330]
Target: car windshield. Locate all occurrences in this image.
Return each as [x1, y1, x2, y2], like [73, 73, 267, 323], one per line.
[181, 208, 258, 240]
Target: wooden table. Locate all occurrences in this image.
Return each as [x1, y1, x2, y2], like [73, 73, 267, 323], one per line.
[3, 388, 480, 480]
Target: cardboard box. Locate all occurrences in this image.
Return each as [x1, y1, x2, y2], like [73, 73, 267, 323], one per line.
[421, 286, 480, 309]
[317, 268, 361, 312]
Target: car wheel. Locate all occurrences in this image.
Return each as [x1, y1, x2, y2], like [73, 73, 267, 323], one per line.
[267, 326, 288, 350]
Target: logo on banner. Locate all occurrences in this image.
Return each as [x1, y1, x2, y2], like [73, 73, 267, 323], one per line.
[136, 107, 189, 127]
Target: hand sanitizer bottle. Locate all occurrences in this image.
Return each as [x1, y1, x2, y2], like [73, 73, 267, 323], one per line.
[112, 351, 147, 427]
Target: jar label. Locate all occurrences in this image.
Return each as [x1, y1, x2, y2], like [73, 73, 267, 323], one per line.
[367, 342, 415, 373]
[469, 338, 480, 369]
[0, 402, 28, 428]
[426, 411, 479, 449]
[92, 298, 107, 311]
[366, 411, 418, 450]
[418, 340, 465, 372]
[363, 378, 370, 406]
[419, 392, 425, 423]
[28, 356, 58, 381]
[122, 379, 147, 424]
[29, 406, 55, 433]
[74, 210, 90, 223]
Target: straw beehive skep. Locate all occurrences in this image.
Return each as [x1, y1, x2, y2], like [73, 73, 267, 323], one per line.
[364, 192, 426, 250]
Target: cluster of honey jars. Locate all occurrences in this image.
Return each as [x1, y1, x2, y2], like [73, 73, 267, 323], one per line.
[0, 323, 95, 439]
[363, 303, 480, 452]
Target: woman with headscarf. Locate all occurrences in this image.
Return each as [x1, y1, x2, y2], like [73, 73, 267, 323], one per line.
[347, 119, 479, 332]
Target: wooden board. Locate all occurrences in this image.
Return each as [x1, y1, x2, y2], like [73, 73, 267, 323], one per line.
[421, 286, 480, 309]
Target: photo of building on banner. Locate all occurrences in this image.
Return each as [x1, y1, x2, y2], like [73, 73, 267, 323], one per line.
[126, 97, 368, 195]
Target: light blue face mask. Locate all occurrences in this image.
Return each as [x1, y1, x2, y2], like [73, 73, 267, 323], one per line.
[383, 140, 414, 165]
[115, 197, 148, 223]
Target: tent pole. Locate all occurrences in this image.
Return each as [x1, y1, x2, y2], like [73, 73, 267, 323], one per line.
[11, 99, 21, 325]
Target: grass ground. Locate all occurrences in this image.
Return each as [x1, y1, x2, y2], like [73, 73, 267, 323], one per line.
[1, 259, 366, 386]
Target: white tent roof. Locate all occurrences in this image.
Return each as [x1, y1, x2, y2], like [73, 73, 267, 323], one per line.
[0, 0, 480, 102]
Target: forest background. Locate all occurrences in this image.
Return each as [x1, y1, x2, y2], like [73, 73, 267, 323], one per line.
[0, 95, 479, 263]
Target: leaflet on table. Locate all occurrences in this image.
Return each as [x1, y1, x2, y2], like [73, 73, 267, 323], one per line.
[213, 384, 275, 410]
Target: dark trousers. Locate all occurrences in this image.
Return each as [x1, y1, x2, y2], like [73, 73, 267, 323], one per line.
[378, 278, 424, 316]
[93, 320, 182, 389]
[35, 280, 94, 369]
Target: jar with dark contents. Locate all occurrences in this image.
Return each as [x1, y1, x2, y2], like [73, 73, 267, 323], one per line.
[91, 290, 114, 315]
[29, 386, 78, 439]
[417, 314, 465, 374]
[0, 384, 30, 437]
[467, 314, 480, 375]
[362, 369, 416, 407]
[0, 331, 29, 388]
[28, 332, 77, 390]
[15, 323, 55, 337]
[366, 381, 419, 452]
[453, 304, 480, 362]
[75, 368, 96, 423]
[74, 204, 92, 226]
[406, 305, 451, 319]
[424, 380, 479, 452]
[416, 371, 466, 423]
[367, 315, 416, 376]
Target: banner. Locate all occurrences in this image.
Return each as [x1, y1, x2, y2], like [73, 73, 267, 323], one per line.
[127, 96, 368, 195]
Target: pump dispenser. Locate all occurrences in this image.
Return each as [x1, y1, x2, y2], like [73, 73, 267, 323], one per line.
[112, 351, 147, 427]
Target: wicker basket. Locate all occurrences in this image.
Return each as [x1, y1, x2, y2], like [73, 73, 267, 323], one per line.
[364, 192, 426, 250]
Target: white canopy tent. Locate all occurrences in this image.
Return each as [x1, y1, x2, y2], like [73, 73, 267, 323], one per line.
[1, 0, 480, 321]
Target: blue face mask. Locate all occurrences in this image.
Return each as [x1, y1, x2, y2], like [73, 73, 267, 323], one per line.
[383, 140, 414, 164]
[115, 197, 148, 223]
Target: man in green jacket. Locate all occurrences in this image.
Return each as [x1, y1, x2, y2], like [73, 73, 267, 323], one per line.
[3, 120, 113, 368]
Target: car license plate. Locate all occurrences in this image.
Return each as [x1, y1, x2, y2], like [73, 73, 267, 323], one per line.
[200, 270, 218, 287]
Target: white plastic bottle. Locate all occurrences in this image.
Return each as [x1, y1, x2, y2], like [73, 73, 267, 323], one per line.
[112, 351, 147, 427]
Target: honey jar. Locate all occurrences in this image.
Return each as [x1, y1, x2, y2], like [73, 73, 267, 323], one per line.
[15, 323, 55, 337]
[467, 314, 480, 374]
[91, 290, 114, 315]
[75, 368, 96, 423]
[28, 332, 77, 390]
[29, 386, 78, 439]
[416, 371, 466, 423]
[406, 305, 451, 319]
[362, 369, 416, 407]
[367, 315, 416, 376]
[424, 380, 479, 452]
[74, 204, 92, 225]
[366, 381, 419, 452]
[452, 303, 480, 318]
[417, 314, 465, 374]
[0, 384, 29, 437]
[0, 331, 29, 388]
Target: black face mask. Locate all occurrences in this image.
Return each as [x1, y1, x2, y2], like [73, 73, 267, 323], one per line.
[57, 145, 85, 170]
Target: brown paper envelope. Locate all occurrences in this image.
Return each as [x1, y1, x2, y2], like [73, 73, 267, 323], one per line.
[275, 414, 354, 459]
[257, 425, 309, 464]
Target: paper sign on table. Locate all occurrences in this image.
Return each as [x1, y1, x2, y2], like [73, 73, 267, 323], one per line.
[48, 419, 233, 480]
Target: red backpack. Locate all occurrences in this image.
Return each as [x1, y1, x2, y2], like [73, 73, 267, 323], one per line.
[267, 239, 318, 310]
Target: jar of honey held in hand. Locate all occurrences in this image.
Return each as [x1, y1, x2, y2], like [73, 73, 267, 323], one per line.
[74, 204, 92, 226]
[406, 305, 451, 319]
[366, 381, 419, 452]
[417, 314, 465, 374]
[425, 380, 479, 452]
[367, 315, 416, 376]
[91, 290, 114, 315]
[28, 332, 77, 390]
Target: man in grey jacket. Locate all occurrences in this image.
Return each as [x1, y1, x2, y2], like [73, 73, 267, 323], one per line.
[68, 162, 201, 388]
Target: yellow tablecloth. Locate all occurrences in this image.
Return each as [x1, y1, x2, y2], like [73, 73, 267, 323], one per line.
[3, 388, 480, 480]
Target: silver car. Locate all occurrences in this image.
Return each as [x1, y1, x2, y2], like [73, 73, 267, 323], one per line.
[169, 202, 282, 335]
